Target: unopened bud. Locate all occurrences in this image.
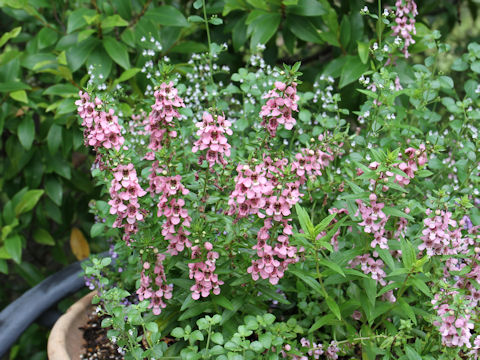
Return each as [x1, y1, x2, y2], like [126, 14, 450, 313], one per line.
[435, 209, 441, 215]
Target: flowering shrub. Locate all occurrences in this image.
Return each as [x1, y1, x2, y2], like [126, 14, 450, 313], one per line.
[81, 1, 480, 359]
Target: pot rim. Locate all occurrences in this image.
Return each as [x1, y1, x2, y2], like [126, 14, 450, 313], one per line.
[47, 291, 96, 360]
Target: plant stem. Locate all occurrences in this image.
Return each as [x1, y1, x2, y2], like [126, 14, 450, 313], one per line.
[378, 0, 382, 47]
[204, 324, 212, 359]
[202, 0, 215, 87]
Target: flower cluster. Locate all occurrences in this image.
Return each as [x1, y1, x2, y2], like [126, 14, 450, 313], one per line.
[392, 0, 418, 58]
[76, 91, 125, 152]
[349, 253, 387, 286]
[291, 146, 334, 183]
[432, 291, 474, 348]
[137, 253, 173, 315]
[229, 155, 303, 284]
[188, 242, 224, 299]
[260, 81, 299, 137]
[108, 164, 147, 244]
[145, 82, 185, 160]
[247, 218, 299, 285]
[147, 161, 192, 255]
[227, 163, 272, 218]
[356, 194, 389, 250]
[419, 209, 465, 256]
[300, 338, 324, 359]
[192, 112, 232, 168]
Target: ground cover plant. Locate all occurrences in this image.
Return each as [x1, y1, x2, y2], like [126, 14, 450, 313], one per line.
[77, 1, 480, 359]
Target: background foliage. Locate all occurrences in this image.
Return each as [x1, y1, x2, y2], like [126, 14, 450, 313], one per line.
[1, 0, 480, 359]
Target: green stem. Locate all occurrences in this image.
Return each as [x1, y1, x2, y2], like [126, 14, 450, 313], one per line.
[202, 0, 215, 87]
[372, 270, 413, 331]
[204, 324, 212, 359]
[377, 0, 382, 47]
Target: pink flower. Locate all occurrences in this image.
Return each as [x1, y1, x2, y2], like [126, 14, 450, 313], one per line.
[392, 0, 418, 58]
[137, 253, 173, 315]
[192, 112, 232, 168]
[260, 82, 299, 137]
[189, 243, 224, 299]
[109, 163, 147, 244]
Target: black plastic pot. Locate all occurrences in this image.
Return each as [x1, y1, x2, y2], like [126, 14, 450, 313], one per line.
[0, 253, 106, 358]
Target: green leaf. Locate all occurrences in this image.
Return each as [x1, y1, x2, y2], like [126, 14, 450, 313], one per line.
[0, 26, 21, 48]
[209, 17, 223, 25]
[314, 213, 336, 233]
[170, 41, 208, 54]
[211, 332, 224, 345]
[248, 13, 281, 48]
[103, 36, 130, 70]
[404, 345, 422, 360]
[287, 0, 325, 16]
[178, 302, 211, 321]
[0, 260, 8, 274]
[144, 6, 189, 27]
[17, 116, 35, 150]
[15, 190, 44, 215]
[339, 55, 368, 88]
[38, 27, 58, 49]
[188, 15, 204, 23]
[400, 238, 416, 269]
[309, 313, 337, 332]
[398, 298, 416, 325]
[295, 203, 314, 237]
[101, 14, 129, 29]
[357, 41, 369, 64]
[113, 68, 141, 85]
[90, 223, 105, 238]
[5, 235, 22, 263]
[326, 296, 341, 320]
[415, 169, 433, 178]
[212, 294, 234, 310]
[86, 46, 113, 78]
[47, 124, 62, 155]
[67, 8, 97, 33]
[33, 228, 55, 246]
[250, 341, 264, 352]
[45, 177, 63, 206]
[318, 258, 345, 277]
[44, 84, 79, 96]
[409, 277, 432, 298]
[451, 57, 468, 71]
[9, 90, 28, 104]
[66, 37, 98, 72]
[171, 327, 184, 338]
[471, 61, 480, 74]
[286, 15, 323, 44]
[382, 207, 414, 221]
[362, 278, 377, 307]
[289, 269, 325, 296]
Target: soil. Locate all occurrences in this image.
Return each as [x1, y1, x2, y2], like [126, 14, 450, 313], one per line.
[79, 309, 123, 360]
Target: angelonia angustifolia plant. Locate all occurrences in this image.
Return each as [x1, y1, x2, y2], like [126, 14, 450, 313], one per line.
[81, 1, 480, 359]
